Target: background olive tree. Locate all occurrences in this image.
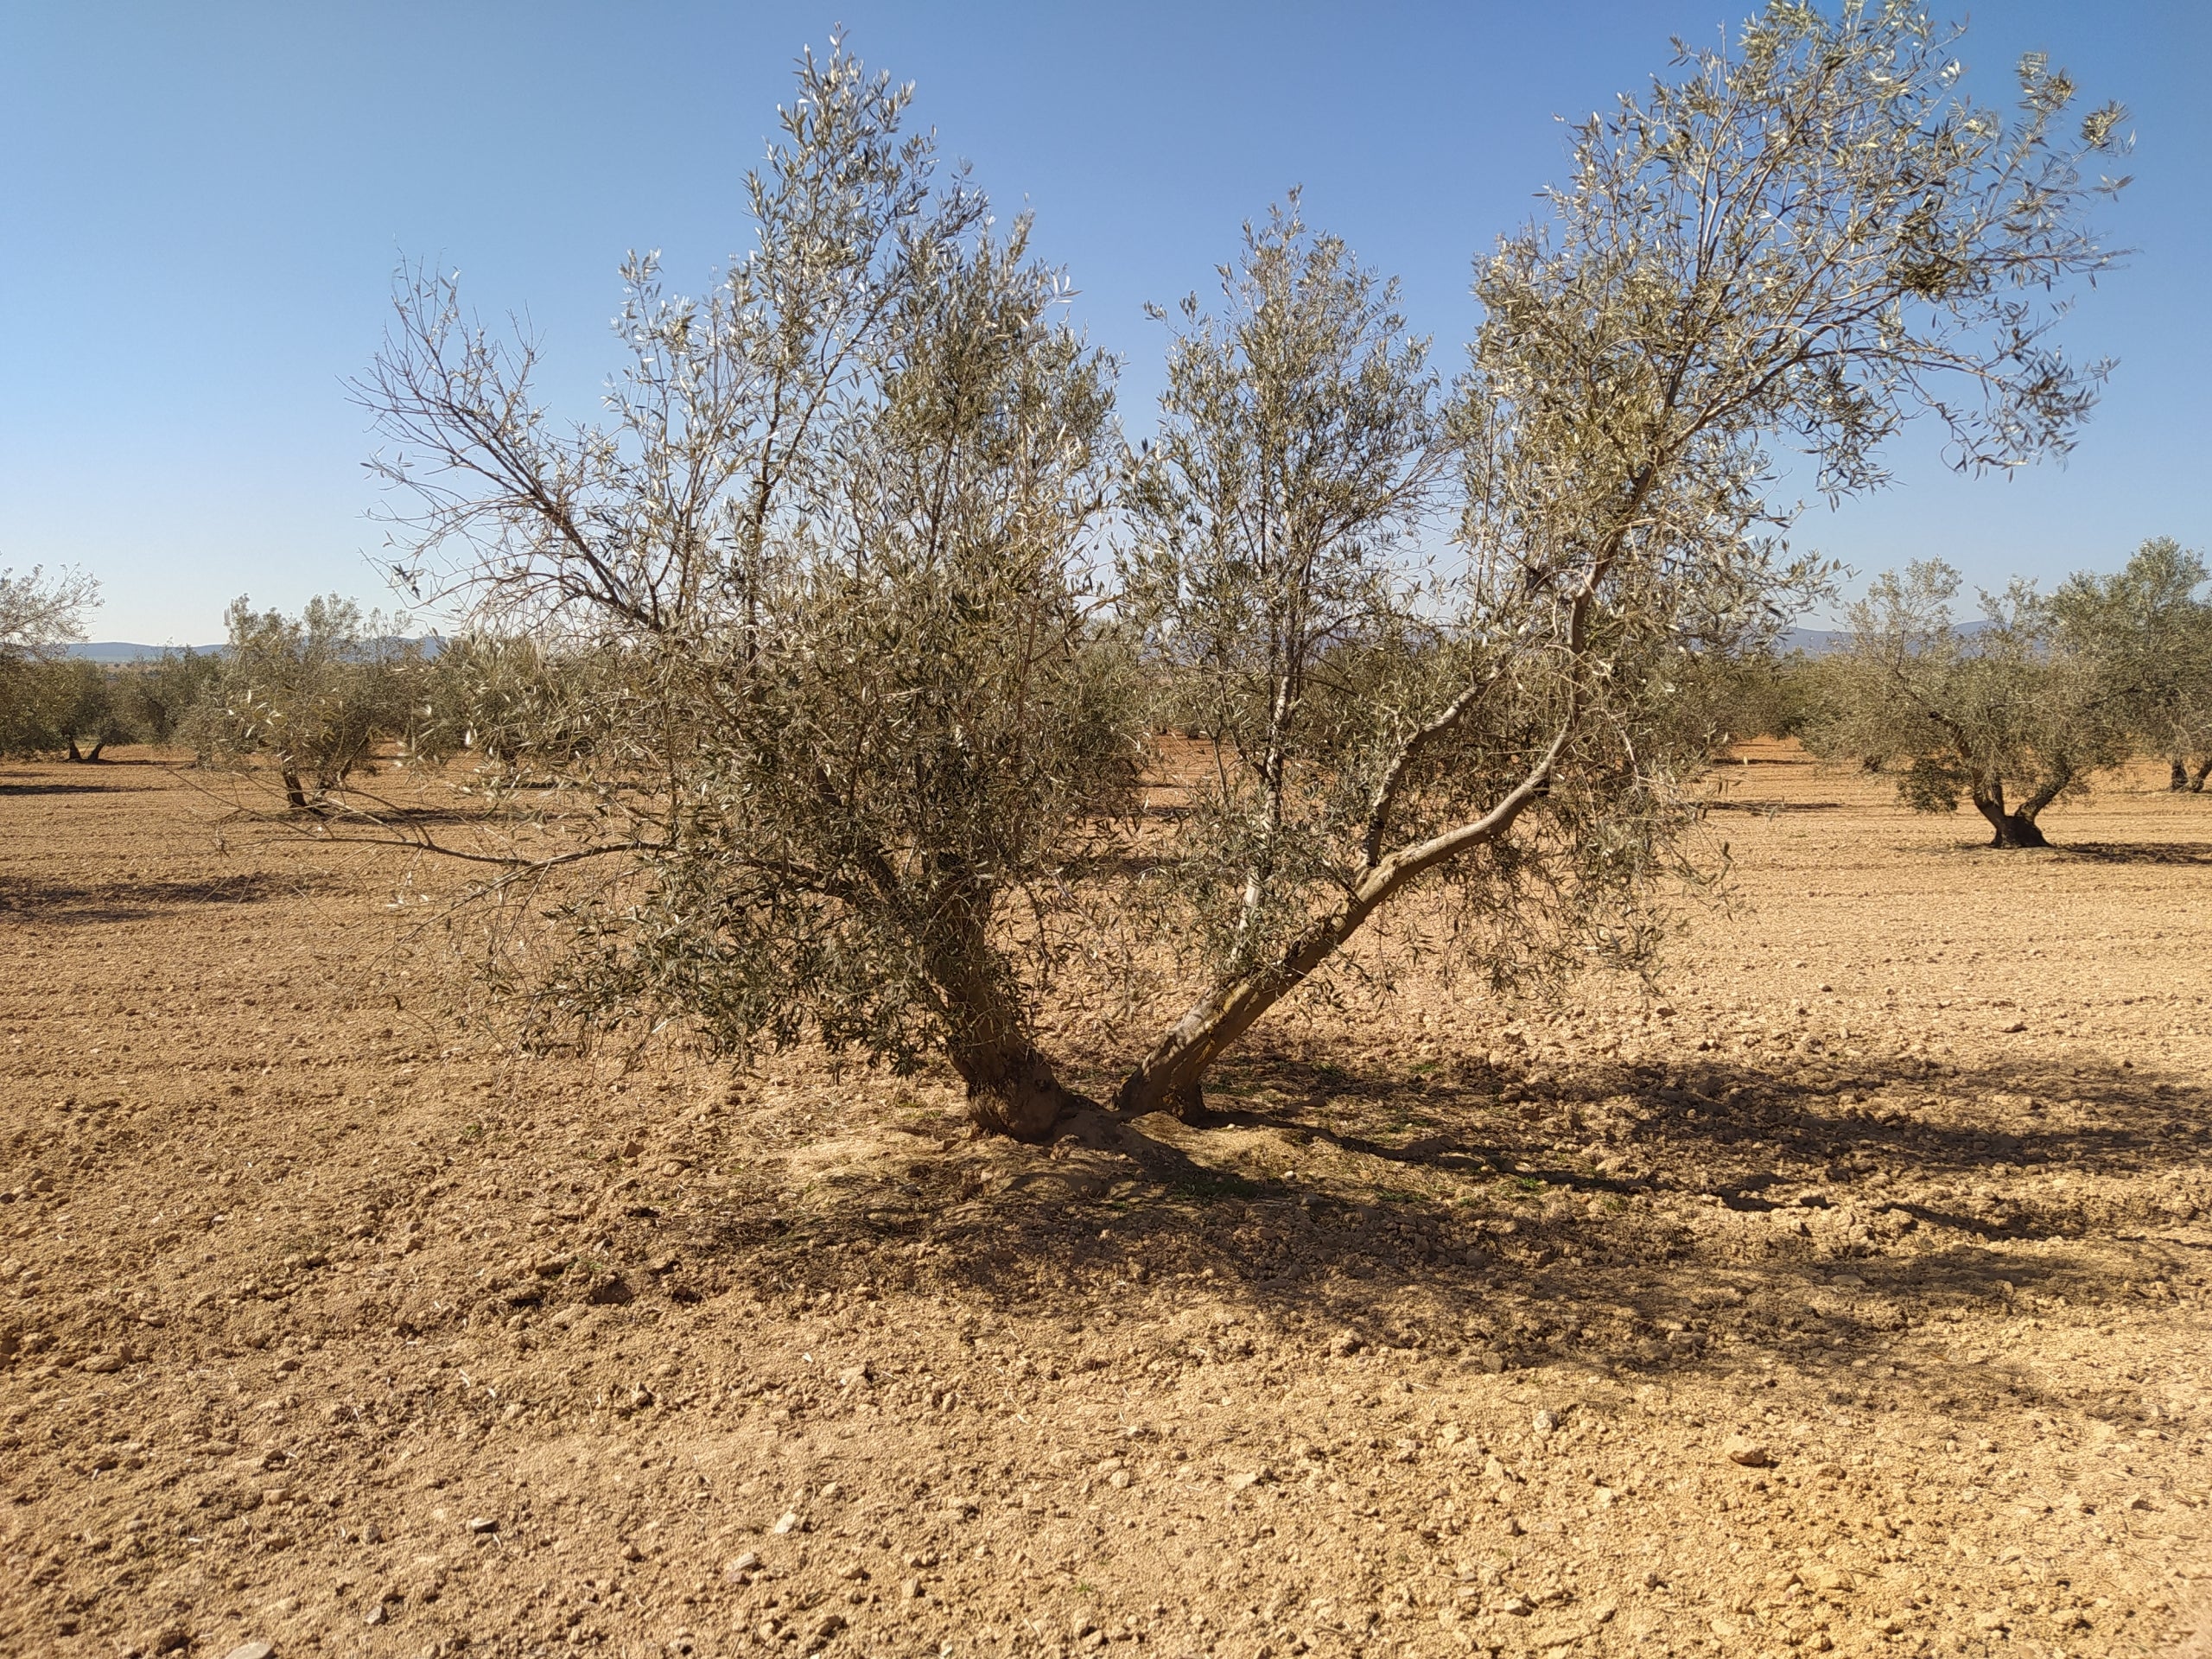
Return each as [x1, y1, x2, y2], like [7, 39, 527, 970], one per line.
[2050, 537, 2212, 790]
[362, 42, 1139, 1137]
[1111, 0, 2129, 1117]
[0, 566, 104, 758]
[192, 595, 416, 810]
[1805, 560, 2130, 846]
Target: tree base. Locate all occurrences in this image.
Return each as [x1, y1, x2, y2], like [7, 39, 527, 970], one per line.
[1111, 1069, 1209, 1123]
[958, 1044, 1081, 1141]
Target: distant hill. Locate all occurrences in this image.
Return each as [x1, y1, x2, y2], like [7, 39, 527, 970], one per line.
[61, 642, 222, 664]
[1783, 627, 1848, 655]
[62, 638, 440, 664]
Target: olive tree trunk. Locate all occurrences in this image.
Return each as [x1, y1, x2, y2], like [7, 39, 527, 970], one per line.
[1116, 730, 1563, 1119]
[932, 951, 1083, 1140]
[1970, 774, 2063, 849]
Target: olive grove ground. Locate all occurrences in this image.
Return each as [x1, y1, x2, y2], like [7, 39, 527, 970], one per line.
[1, 742, 2207, 1657]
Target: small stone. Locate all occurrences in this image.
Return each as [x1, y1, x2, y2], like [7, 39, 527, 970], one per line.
[1495, 1594, 1533, 1617]
[146, 1630, 190, 1656]
[79, 1351, 125, 1374]
[361, 1522, 385, 1544]
[1724, 1434, 1772, 1468]
[620, 1139, 645, 1159]
[722, 1551, 761, 1582]
[467, 1516, 499, 1533]
[1327, 1331, 1363, 1357]
[362, 1603, 386, 1627]
[771, 1510, 803, 1535]
[620, 1541, 644, 1562]
[901, 1578, 922, 1599]
[1227, 1469, 1271, 1491]
[1998, 1020, 2027, 1034]
[1532, 1408, 1560, 1434]
[224, 1643, 277, 1659]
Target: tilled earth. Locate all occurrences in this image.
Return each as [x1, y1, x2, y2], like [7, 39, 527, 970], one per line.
[2, 745, 2208, 1659]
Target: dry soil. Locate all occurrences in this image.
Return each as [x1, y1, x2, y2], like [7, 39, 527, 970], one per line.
[2, 743, 2208, 1659]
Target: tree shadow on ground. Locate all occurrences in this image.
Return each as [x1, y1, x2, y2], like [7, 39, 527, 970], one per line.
[0, 870, 321, 923]
[0, 780, 156, 797]
[2054, 841, 2212, 866]
[1698, 799, 1847, 814]
[672, 1043, 2206, 1431]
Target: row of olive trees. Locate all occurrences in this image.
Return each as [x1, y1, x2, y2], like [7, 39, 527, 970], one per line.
[1778, 537, 2209, 848]
[0, 579, 607, 805]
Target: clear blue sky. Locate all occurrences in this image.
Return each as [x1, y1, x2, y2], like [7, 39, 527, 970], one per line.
[3, 2, 2204, 643]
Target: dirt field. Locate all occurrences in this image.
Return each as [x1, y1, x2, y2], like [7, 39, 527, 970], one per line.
[3, 743, 2208, 1659]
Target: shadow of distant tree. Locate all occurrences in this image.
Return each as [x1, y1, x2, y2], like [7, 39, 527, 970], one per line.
[0, 780, 158, 796]
[0, 871, 321, 924]
[2055, 841, 2212, 866]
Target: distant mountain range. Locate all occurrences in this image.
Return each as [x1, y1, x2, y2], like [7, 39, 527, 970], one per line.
[62, 642, 222, 663]
[63, 639, 438, 663]
[1783, 627, 1847, 654]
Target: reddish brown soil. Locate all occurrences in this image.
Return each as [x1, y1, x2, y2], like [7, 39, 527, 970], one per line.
[3, 744, 2208, 1659]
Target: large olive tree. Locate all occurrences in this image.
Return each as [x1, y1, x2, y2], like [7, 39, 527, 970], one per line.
[361, 42, 1137, 1136]
[1113, 0, 2130, 1116]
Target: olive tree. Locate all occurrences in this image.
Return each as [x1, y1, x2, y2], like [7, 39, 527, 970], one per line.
[119, 646, 223, 747]
[1114, 0, 2129, 1116]
[0, 566, 103, 758]
[1808, 561, 2129, 846]
[0, 659, 134, 760]
[360, 42, 1137, 1136]
[2049, 537, 2212, 790]
[193, 595, 416, 810]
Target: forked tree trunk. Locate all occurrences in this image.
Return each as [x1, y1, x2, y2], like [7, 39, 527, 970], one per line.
[1117, 740, 1561, 1120]
[1115, 900, 1378, 1119]
[65, 739, 104, 763]
[1974, 798, 2050, 849]
[2171, 755, 2190, 792]
[280, 767, 311, 811]
[2190, 755, 2212, 794]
